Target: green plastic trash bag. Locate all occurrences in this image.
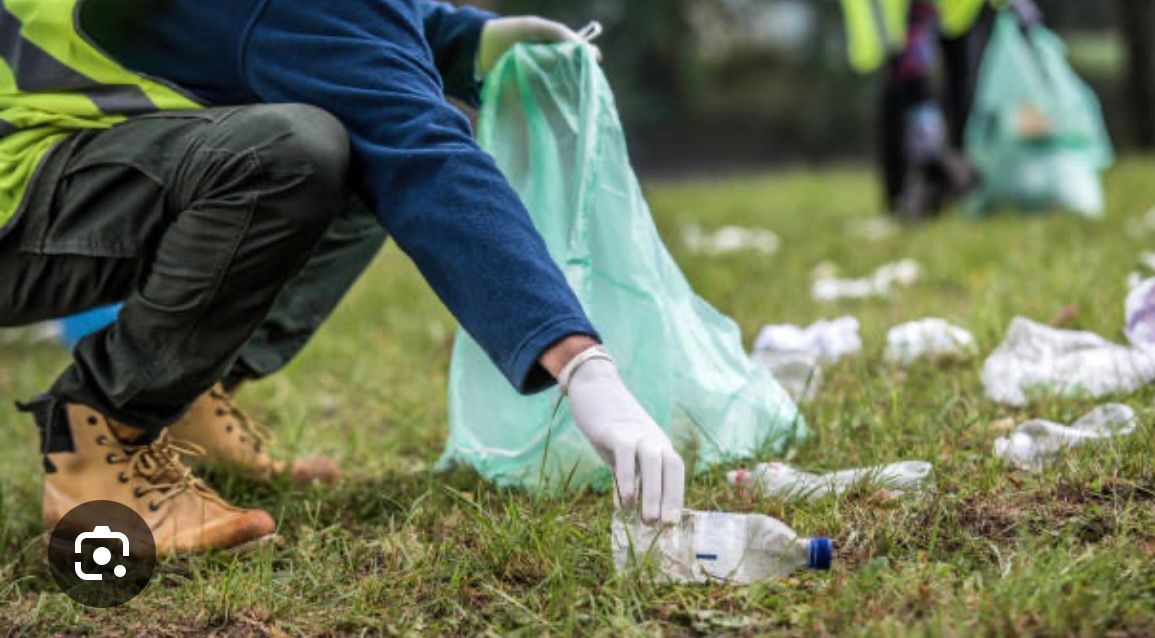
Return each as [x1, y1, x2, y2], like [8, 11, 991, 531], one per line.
[965, 11, 1114, 217]
[437, 43, 805, 491]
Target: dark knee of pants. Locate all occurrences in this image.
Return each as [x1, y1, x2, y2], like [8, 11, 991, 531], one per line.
[226, 104, 352, 237]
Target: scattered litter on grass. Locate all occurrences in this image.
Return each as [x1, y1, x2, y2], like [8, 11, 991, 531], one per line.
[811, 259, 920, 302]
[982, 317, 1155, 406]
[750, 317, 861, 401]
[753, 317, 862, 364]
[1124, 277, 1155, 348]
[681, 224, 780, 256]
[994, 404, 1137, 470]
[884, 318, 977, 366]
[726, 461, 933, 500]
[611, 510, 831, 584]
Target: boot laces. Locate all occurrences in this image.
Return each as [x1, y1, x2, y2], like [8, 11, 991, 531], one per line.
[112, 432, 207, 508]
[210, 388, 275, 452]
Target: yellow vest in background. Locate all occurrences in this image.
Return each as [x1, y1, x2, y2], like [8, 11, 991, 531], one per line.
[841, 0, 993, 74]
[841, 0, 911, 74]
[0, 0, 200, 228]
[940, 0, 988, 38]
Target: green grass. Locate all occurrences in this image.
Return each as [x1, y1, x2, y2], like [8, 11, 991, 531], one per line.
[4, 159, 1155, 636]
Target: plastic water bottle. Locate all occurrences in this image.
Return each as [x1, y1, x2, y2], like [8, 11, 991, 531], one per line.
[727, 461, 933, 501]
[994, 404, 1137, 470]
[611, 510, 832, 584]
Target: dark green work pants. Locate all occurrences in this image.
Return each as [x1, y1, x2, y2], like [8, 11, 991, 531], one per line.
[0, 105, 387, 451]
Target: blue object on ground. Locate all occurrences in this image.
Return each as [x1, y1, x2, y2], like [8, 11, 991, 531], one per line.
[61, 305, 122, 349]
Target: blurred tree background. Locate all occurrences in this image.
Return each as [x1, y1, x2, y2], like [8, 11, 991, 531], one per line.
[461, 0, 1145, 174]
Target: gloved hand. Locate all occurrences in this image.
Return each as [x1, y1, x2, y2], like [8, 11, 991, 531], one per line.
[561, 346, 685, 524]
[477, 16, 598, 77]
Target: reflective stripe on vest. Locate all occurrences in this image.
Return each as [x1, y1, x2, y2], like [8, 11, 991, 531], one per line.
[0, 0, 201, 228]
[0, 3, 154, 115]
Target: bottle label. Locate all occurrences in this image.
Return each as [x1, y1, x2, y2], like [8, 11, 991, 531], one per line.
[692, 512, 747, 581]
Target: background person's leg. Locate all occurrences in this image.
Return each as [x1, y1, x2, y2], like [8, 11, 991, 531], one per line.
[880, 76, 932, 211]
[880, 0, 938, 213]
[225, 198, 387, 388]
[5, 104, 351, 451]
[939, 5, 997, 149]
[939, 32, 972, 150]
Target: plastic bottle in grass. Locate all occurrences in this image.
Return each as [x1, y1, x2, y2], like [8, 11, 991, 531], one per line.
[727, 461, 933, 501]
[994, 404, 1137, 470]
[611, 510, 832, 584]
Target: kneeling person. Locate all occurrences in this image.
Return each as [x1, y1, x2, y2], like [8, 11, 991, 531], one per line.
[0, 0, 684, 555]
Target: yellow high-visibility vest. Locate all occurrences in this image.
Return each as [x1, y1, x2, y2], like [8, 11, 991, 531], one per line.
[0, 0, 200, 229]
[841, 0, 993, 74]
[841, 0, 911, 74]
[940, 0, 988, 38]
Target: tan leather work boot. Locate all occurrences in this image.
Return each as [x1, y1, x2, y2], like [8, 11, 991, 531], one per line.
[43, 404, 277, 556]
[166, 384, 340, 486]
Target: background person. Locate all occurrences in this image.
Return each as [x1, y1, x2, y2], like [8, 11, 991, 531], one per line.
[842, 0, 1039, 219]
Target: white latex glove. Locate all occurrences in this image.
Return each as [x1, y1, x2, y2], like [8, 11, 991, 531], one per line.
[477, 16, 600, 77]
[561, 347, 685, 524]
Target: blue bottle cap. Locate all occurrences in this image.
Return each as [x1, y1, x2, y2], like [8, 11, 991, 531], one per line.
[808, 538, 833, 570]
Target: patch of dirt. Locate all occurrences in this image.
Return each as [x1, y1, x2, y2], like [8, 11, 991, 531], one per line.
[954, 477, 1155, 545]
[954, 496, 1028, 543]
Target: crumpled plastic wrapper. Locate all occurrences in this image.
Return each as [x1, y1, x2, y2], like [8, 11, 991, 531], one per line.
[982, 317, 1155, 406]
[1124, 277, 1155, 348]
[750, 317, 862, 401]
[811, 259, 920, 302]
[884, 318, 977, 367]
[682, 224, 780, 256]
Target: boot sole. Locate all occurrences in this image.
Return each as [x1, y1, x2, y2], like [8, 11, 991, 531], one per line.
[225, 532, 281, 555]
[191, 461, 341, 488]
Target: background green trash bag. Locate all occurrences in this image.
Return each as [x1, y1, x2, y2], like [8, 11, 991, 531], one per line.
[965, 11, 1114, 217]
[437, 43, 805, 491]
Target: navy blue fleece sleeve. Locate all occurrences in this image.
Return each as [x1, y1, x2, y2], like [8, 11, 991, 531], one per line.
[242, 0, 597, 393]
[419, 0, 493, 107]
